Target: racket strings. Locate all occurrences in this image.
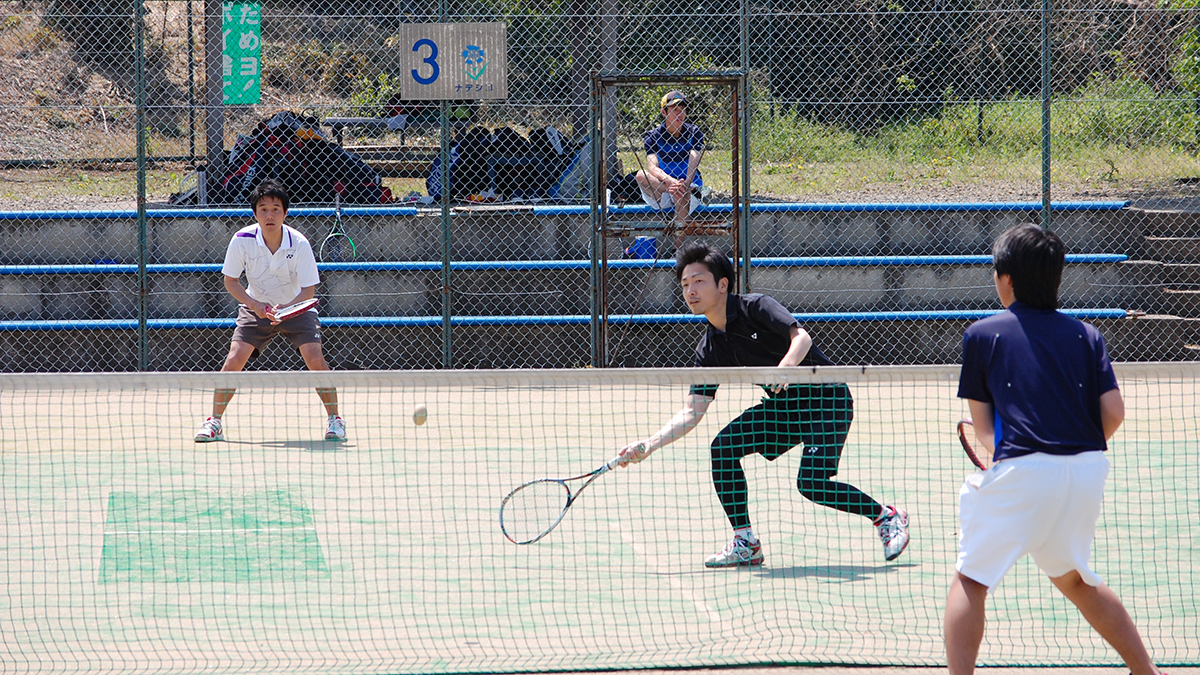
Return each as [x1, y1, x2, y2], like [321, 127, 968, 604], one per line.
[500, 481, 571, 544]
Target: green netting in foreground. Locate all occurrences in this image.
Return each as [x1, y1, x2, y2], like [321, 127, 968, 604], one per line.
[0, 365, 1195, 673]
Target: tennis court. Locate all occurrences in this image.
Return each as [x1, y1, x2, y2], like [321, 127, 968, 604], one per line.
[1, 366, 1195, 673]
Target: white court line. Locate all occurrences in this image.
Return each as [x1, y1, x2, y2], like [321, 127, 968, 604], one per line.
[106, 527, 316, 535]
[615, 525, 722, 623]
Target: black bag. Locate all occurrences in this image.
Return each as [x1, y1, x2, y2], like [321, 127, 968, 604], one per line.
[210, 111, 385, 205]
[450, 126, 495, 198]
[490, 126, 536, 199]
[528, 126, 570, 199]
[609, 172, 643, 204]
[289, 142, 384, 204]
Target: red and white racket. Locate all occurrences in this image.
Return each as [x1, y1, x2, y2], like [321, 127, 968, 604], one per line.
[957, 418, 992, 471]
[268, 298, 318, 322]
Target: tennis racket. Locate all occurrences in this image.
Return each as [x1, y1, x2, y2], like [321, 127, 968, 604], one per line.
[319, 189, 358, 262]
[957, 418, 992, 471]
[499, 453, 626, 545]
[268, 297, 318, 322]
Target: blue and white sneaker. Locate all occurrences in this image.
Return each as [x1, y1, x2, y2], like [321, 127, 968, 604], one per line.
[877, 505, 910, 561]
[704, 535, 764, 568]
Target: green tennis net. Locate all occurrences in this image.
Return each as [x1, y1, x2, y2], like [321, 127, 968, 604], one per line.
[1, 365, 1195, 673]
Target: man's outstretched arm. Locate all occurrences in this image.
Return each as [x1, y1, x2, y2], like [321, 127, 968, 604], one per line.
[617, 392, 713, 466]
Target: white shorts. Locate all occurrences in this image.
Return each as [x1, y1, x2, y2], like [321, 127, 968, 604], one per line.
[956, 451, 1109, 592]
[640, 186, 701, 215]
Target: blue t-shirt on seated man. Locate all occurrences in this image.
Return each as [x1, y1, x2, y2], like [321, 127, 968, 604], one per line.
[643, 123, 705, 186]
[635, 90, 707, 225]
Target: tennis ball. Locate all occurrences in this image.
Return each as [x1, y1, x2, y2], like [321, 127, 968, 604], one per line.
[413, 404, 428, 426]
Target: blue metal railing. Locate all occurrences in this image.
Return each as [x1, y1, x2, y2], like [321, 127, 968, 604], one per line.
[0, 254, 1127, 275]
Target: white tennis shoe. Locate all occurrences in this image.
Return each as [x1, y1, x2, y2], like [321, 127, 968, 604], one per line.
[877, 505, 910, 561]
[704, 535, 764, 568]
[325, 415, 347, 441]
[194, 416, 223, 443]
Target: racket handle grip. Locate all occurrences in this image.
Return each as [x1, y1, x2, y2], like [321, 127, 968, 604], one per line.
[607, 442, 645, 469]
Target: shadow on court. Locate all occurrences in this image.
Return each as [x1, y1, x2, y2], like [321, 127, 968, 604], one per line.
[633, 563, 916, 582]
[253, 440, 356, 452]
[752, 562, 917, 581]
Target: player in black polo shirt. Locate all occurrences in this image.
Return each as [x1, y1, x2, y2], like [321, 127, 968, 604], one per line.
[617, 243, 910, 568]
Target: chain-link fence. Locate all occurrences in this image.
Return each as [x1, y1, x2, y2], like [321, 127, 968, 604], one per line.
[2, 0, 1199, 371]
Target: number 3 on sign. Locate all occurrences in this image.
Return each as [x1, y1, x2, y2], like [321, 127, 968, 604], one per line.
[411, 38, 439, 85]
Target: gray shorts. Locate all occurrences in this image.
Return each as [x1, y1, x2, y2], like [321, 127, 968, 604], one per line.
[231, 305, 322, 350]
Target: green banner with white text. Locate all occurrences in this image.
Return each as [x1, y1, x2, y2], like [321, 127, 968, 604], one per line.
[223, 1, 261, 105]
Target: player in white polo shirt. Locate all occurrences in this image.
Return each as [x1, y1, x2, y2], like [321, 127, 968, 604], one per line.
[194, 179, 347, 443]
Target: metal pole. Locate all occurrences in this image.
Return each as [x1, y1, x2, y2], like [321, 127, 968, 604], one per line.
[439, 100, 452, 369]
[597, 7, 617, 367]
[740, 0, 752, 292]
[768, 0, 775, 120]
[976, 30, 984, 146]
[1040, 0, 1051, 229]
[136, 0, 149, 370]
[739, 73, 751, 293]
[187, 0, 196, 162]
[589, 76, 605, 368]
[601, 0, 617, 172]
[439, 0, 452, 368]
[730, 82, 741, 292]
[204, 0, 224, 171]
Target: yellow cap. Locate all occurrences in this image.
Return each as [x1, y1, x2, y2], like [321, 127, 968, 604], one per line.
[661, 91, 688, 109]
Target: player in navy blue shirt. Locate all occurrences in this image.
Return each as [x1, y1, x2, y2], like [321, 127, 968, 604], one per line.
[617, 244, 910, 568]
[634, 91, 705, 226]
[946, 224, 1163, 675]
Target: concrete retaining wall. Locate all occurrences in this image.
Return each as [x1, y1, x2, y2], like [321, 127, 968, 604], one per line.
[0, 260, 1133, 321]
[0, 204, 1138, 265]
[4, 202, 1190, 371]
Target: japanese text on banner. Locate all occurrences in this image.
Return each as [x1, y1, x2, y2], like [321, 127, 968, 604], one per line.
[222, 1, 261, 105]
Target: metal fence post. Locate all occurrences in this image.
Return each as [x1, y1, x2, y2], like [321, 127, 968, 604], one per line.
[203, 0, 224, 172]
[136, 0, 149, 370]
[1041, 0, 1052, 229]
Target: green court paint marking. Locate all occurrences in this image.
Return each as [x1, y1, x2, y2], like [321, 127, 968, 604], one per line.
[99, 489, 330, 583]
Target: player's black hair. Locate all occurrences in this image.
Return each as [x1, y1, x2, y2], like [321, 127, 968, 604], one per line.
[249, 179, 290, 213]
[674, 243, 734, 292]
[992, 223, 1065, 310]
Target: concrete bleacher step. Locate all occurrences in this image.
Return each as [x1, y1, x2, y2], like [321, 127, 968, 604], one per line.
[1162, 263, 1200, 286]
[1107, 315, 1200, 360]
[1143, 236, 1200, 263]
[1131, 208, 1200, 237]
[1163, 287, 1200, 317]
